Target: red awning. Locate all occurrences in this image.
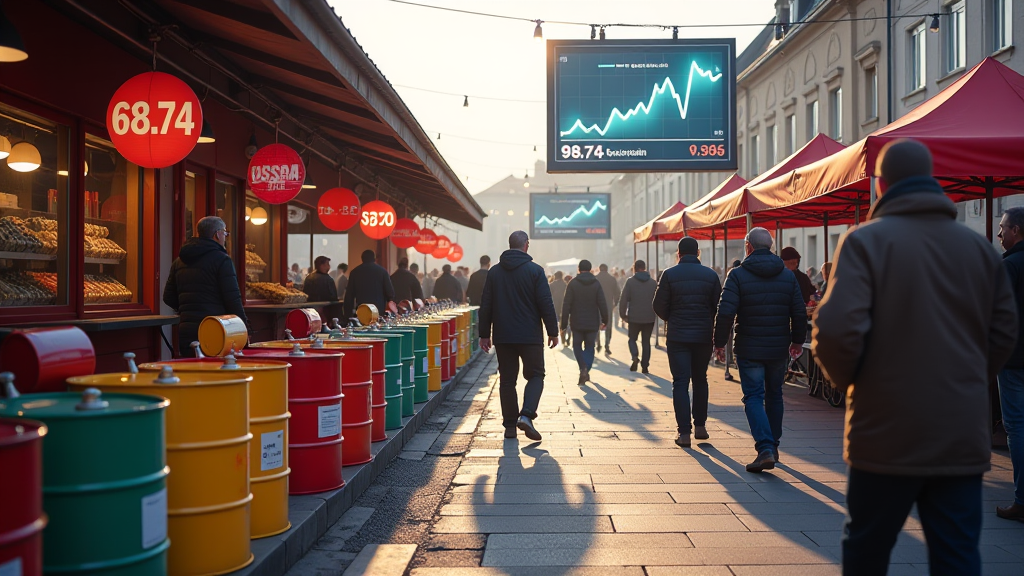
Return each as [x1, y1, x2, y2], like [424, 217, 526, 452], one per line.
[633, 202, 687, 243]
[659, 174, 746, 240]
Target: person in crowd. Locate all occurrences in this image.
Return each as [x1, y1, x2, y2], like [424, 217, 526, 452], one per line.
[409, 262, 419, 276]
[334, 262, 349, 300]
[653, 238, 721, 446]
[289, 263, 303, 285]
[619, 260, 658, 373]
[813, 139, 1017, 575]
[479, 231, 558, 441]
[390, 257, 424, 302]
[433, 264, 464, 303]
[780, 247, 814, 304]
[723, 260, 742, 382]
[616, 270, 629, 328]
[549, 271, 567, 330]
[996, 207, 1024, 524]
[164, 216, 248, 357]
[561, 260, 608, 386]
[422, 268, 436, 299]
[454, 267, 469, 295]
[344, 250, 396, 321]
[329, 263, 343, 282]
[595, 263, 621, 355]
[467, 255, 490, 305]
[817, 261, 833, 298]
[562, 274, 574, 346]
[714, 227, 806, 472]
[301, 255, 338, 303]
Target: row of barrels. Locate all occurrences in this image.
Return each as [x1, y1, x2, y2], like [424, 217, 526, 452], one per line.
[0, 305, 478, 576]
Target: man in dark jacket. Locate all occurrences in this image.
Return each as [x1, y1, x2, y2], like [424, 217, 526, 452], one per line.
[714, 228, 806, 472]
[432, 264, 464, 303]
[301, 255, 339, 302]
[561, 260, 608, 385]
[997, 206, 1024, 523]
[390, 257, 424, 303]
[479, 231, 558, 441]
[344, 250, 395, 321]
[595, 263, 621, 354]
[466, 255, 490, 305]
[549, 271, 567, 325]
[619, 260, 658, 373]
[163, 216, 248, 357]
[780, 247, 814, 304]
[653, 239, 722, 446]
[335, 263, 349, 300]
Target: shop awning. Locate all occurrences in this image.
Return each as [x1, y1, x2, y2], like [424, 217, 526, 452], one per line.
[633, 202, 686, 243]
[659, 174, 747, 241]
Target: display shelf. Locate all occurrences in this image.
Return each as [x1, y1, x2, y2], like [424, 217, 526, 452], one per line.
[85, 216, 126, 227]
[85, 257, 121, 265]
[0, 251, 56, 261]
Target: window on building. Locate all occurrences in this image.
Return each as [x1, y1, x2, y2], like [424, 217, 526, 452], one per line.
[866, 67, 878, 119]
[789, 0, 799, 22]
[786, 114, 796, 156]
[749, 134, 760, 176]
[908, 23, 927, 92]
[738, 143, 744, 177]
[806, 100, 819, 140]
[993, 0, 1013, 51]
[829, 87, 843, 142]
[946, 1, 966, 72]
[766, 124, 777, 167]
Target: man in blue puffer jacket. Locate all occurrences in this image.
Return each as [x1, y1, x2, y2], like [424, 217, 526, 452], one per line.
[714, 227, 806, 473]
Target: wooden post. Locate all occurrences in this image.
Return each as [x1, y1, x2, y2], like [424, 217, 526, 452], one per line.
[823, 212, 830, 264]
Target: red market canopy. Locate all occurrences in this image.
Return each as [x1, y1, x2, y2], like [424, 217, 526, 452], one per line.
[633, 202, 687, 243]
[659, 174, 747, 241]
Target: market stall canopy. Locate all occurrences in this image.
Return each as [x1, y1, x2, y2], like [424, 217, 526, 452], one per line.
[633, 202, 686, 243]
[746, 57, 1024, 228]
[660, 174, 746, 241]
[545, 257, 581, 274]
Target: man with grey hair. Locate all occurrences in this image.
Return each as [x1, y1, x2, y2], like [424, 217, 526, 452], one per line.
[714, 226, 805, 472]
[997, 205, 1024, 523]
[164, 216, 248, 357]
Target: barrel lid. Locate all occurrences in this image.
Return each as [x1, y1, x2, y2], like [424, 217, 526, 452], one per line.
[0, 418, 47, 446]
[137, 358, 291, 372]
[67, 371, 251, 388]
[0, 391, 168, 419]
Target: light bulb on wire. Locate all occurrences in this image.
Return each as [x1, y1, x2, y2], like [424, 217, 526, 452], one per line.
[533, 20, 543, 41]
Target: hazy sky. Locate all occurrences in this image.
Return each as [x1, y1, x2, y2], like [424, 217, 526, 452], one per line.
[328, 0, 776, 194]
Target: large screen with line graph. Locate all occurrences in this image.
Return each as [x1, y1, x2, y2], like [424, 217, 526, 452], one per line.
[530, 193, 611, 239]
[547, 38, 737, 173]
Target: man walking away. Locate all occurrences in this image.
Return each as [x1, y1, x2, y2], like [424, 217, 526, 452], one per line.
[479, 231, 559, 441]
[344, 250, 396, 321]
[653, 239, 722, 447]
[390, 257, 424, 302]
[302, 256, 339, 303]
[335, 263, 349, 300]
[714, 228, 805, 471]
[780, 247, 814, 305]
[422, 269, 436, 299]
[813, 139, 1017, 575]
[723, 260, 741, 381]
[433, 264, 464, 303]
[561, 260, 608, 385]
[620, 260, 658, 373]
[549, 271, 567, 327]
[997, 207, 1024, 523]
[466, 255, 490, 305]
[595, 263, 621, 355]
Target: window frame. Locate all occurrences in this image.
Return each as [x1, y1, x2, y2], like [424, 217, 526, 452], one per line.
[866, 66, 878, 119]
[749, 134, 760, 177]
[829, 87, 843, 142]
[908, 23, 927, 93]
[806, 100, 819, 140]
[766, 123, 778, 167]
[945, 1, 966, 73]
[993, 0, 1013, 51]
[786, 114, 797, 156]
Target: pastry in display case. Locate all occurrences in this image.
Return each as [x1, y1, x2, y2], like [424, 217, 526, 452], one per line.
[246, 282, 308, 304]
[245, 243, 267, 281]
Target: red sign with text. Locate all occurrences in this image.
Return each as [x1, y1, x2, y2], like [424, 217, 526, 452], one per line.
[390, 218, 420, 249]
[248, 144, 305, 204]
[360, 200, 397, 240]
[317, 187, 361, 231]
[447, 243, 464, 262]
[106, 72, 202, 168]
[432, 235, 452, 259]
[415, 229, 438, 254]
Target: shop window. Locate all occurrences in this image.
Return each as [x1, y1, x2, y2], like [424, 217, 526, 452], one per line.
[908, 23, 927, 93]
[806, 100, 819, 139]
[992, 0, 1012, 51]
[183, 169, 207, 246]
[244, 190, 275, 297]
[286, 202, 312, 286]
[0, 103, 70, 307]
[829, 87, 843, 142]
[865, 67, 878, 120]
[766, 124, 777, 167]
[945, 1, 966, 72]
[749, 134, 759, 176]
[215, 179, 238, 256]
[786, 114, 796, 156]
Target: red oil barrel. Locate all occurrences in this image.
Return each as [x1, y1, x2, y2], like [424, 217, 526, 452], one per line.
[285, 308, 322, 339]
[446, 316, 458, 378]
[0, 418, 47, 576]
[439, 319, 451, 382]
[0, 327, 95, 393]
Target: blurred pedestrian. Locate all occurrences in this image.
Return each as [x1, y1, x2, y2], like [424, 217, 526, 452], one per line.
[549, 271, 567, 329]
[301, 255, 338, 302]
[997, 207, 1024, 523]
[813, 139, 1017, 575]
[344, 250, 395, 321]
[561, 260, 608, 385]
[335, 262, 349, 300]
[467, 255, 490, 305]
[289, 263, 303, 285]
[723, 259, 742, 381]
[619, 259, 657, 373]
[390, 257, 424, 302]
[595, 263, 621, 355]
[422, 269, 436, 299]
[455, 266, 469, 295]
[780, 247, 814, 305]
[433, 264, 464, 303]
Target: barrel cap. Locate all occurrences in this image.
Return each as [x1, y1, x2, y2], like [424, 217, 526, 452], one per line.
[0, 391, 168, 419]
[137, 358, 291, 372]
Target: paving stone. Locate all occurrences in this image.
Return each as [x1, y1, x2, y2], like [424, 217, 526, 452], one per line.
[643, 568, 735, 576]
[687, 531, 819, 548]
[487, 533, 695, 549]
[446, 492, 674, 505]
[314, 507, 376, 551]
[726, 501, 847, 515]
[482, 546, 706, 566]
[432, 515, 614, 534]
[411, 568, 645, 576]
[669, 490, 767, 503]
[439, 503, 730, 516]
[735, 514, 847, 532]
[399, 451, 426, 461]
[341, 544, 417, 576]
[728, 565, 841, 576]
[404, 431, 442, 452]
[611, 515, 749, 532]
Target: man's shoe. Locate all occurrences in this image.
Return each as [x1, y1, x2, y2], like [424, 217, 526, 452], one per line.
[724, 372, 734, 381]
[745, 450, 777, 473]
[596, 343, 601, 352]
[674, 433, 691, 448]
[578, 371, 588, 386]
[996, 503, 1024, 522]
[605, 347, 612, 356]
[694, 425, 709, 440]
[517, 416, 542, 441]
[629, 360, 639, 372]
[641, 367, 650, 374]
[504, 427, 517, 439]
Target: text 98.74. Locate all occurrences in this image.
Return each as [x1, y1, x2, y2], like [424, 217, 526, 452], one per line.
[561, 144, 604, 159]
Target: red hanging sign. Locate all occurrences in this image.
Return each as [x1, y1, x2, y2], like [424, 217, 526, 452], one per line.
[106, 72, 203, 168]
[415, 228, 438, 254]
[432, 235, 452, 259]
[360, 200, 396, 240]
[317, 187, 361, 231]
[247, 144, 305, 204]
[447, 243, 464, 262]
[390, 218, 420, 249]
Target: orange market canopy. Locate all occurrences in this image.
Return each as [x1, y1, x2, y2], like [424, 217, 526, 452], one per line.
[633, 202, 687, 243]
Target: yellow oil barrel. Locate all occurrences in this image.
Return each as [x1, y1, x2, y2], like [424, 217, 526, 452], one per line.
[424, 321, 443, 392]
[68, 367, 253, 576]
[356, 304, 379, 327]
[456, 310, 469, 367]
[138, 356, 291, 539]
[198, 316, 249, 357]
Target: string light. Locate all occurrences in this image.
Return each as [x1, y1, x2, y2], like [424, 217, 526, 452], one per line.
[533, 19, 543, 40]
[463, 95, 469, 107]
[929, 14, 940, 33]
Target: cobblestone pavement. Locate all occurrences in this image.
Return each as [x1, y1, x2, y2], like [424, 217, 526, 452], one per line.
[288, 327, 1024, 576]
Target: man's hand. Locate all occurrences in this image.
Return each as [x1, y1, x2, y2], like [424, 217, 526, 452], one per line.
[479, 338, 492, 353]
[714, 347, 726, 363]
[789, 344, 803, 359]
[600, 324, 607, 331]
[548, 336, 559, 349]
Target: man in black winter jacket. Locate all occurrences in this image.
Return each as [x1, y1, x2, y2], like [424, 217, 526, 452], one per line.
[653, 238, 722, 447]
[479, 231, 558, 441]
[561, 260, 609, 385]
[432, 264, 464, 303]
[466, 255, 490, 306]
[344, 250, 396, 321]
[595, 264, 621, 354]
[714, 228, 806, 473]
[390, 257, 424, 303]
[164, 216, 248, 357]
[302, 255, 339, 303]
[997, 207, 1024, 521]
[620, 260, 658, 373]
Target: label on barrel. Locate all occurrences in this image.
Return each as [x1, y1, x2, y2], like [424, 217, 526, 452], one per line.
[410, 365, 415, 383]
[0, 558, 22, 576]
[451, 339, 457, 354]
[141, 488, 168, 549]
[318, 404, 341, 438]
[423, 357, 428, 374]
[261, 430, 285, 471]
[435, 347, 441, 365]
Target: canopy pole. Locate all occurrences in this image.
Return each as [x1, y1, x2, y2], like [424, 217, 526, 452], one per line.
[711, 229, 717, 271]
[869, 176, 878, 206]
[823, 212, 830, 265]
[655, 239, 660, 349]
[775, 221, 782, 255]
[855, 204, 861, 225]
[723, 224, 729, 274]
[986, 177, 995, 242]
[746, 213, 753, 233]
[633, 242, 637, 267]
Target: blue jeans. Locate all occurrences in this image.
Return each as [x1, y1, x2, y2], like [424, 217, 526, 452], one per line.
[998, 368, 1024, 505]
[666, 341, 712, 434]
[627, 322, 654, 368]
[843, 468, 982, 576]
[572, 330, 597, 372]
[737, 358, 786, 455]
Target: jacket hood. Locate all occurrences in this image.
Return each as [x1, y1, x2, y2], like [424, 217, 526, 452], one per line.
[1004, 241, 1024, 259]
[499, 249, 533, 270]
[633, 271, 652, 282]
[178, 238, 226, 265]
[574, 272, 598, 285]
[742, 249, 786, 278]
[869, 189, 957, 221]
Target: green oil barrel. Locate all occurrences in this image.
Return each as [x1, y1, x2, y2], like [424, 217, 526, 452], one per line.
[382, 364, 403, 429]
[400, 325, 431, 403]
[353, 332, 412, 420]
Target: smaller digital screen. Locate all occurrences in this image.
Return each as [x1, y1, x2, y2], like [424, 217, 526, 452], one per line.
[530, 193, 610, 239]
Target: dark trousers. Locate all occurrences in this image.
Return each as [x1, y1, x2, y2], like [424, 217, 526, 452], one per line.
[627, 322, 654, 368]
[571, 329, 597, 372]
[666, 341, 713, 434]
[602, 318, 613, 347]
[494, 344, 545, 429]
[843, 468, 982, 576]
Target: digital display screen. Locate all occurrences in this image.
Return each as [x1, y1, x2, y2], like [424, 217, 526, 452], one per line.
[547, 38, 737, 173]
[530, 193, 611, 239]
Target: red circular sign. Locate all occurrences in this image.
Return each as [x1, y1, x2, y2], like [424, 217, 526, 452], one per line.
[248, 144, 305, 204]
[432, 235, 452, 259]
[106, 72, 203, 168]
[390, 218, 420, 249]
[447, 243, 464, 262]
[360, 200, 397, 240]
[415, 229, 438, 254]
[317, 187, 361, 231]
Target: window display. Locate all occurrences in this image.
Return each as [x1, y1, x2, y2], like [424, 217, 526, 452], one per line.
[244, 189, 282, 303]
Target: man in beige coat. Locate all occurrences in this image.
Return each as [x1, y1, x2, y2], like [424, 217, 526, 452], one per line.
[812, 139, 1018, 575]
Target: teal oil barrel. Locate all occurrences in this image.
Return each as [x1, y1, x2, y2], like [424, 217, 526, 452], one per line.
[353, 333, 404, 430]
[374, 330, 415, 417]
[400, 325, 430, 403]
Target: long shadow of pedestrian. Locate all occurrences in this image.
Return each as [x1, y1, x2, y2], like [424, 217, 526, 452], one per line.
[573, 379, 660, 442]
